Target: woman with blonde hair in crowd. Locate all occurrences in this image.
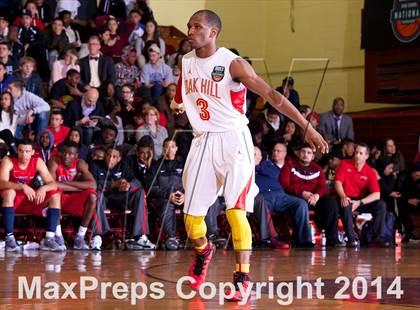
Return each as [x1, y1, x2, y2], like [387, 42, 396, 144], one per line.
[135, 105, 167, 160]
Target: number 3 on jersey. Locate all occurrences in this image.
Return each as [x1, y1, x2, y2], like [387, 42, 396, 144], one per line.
[196, 98, 210, 121]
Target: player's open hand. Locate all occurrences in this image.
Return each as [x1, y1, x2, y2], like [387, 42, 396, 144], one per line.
[35, 187, 47, 205]
[305, 126, 329, 154]
[22, 184, 36, 202]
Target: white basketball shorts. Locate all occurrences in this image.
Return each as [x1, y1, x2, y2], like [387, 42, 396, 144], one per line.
[182, 127, 259, 216]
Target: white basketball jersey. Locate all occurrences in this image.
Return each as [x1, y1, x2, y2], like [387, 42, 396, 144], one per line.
[179, 47, 249, 132]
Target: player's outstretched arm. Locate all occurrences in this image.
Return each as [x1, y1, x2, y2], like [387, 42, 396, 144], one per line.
[230, 58, 329, 153]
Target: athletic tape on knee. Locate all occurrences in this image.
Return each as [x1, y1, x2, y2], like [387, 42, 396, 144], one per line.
[226, 209, 252, 250]
[184, 214, 207, 240]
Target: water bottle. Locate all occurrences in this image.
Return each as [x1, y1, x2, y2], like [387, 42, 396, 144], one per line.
[321, 230, 326, 248]
[310, 221, 316, 244]
[395, 230, 402, 246]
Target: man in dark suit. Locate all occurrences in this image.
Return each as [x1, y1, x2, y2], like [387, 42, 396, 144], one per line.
[64, 88, 105, 146]
[79, 35, 116, 88]
[319, 97, 354, 145]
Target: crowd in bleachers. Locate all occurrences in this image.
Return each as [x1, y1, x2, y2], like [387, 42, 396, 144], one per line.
[0, 0, 419, 252]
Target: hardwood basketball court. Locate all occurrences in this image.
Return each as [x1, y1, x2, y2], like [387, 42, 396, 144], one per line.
[1, 245, 419, 309]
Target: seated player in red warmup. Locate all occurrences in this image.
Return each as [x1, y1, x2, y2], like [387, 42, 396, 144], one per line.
[0, 138, 64, 252]
[48, 141, 107, 250]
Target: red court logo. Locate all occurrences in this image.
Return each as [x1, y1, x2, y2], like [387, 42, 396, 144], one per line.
[390, 0, 420, 43]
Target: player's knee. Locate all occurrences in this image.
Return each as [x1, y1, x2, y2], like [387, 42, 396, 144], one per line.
[2, 189, 16, 201]
[184, 214, 207, 240]
[226, 209, 252, 250]
[88, 194, 97, 204]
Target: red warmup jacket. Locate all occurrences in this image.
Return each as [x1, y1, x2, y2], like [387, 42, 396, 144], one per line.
[279, 158, 327, 198]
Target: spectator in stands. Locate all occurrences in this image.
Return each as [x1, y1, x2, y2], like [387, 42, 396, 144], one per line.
[35, 0, 52, 25]
[64, 88, 105, 146]
[79, 35, 116, 88]
[44, 17, 69, 69]
[367, 142, 382, 169]
[156, 83, 176, 136]
[340, 138, 355, 159]
[255, 142, 314, 247]
[17, 9, 49, 81]
[128, 135, 156, 189]
[0, 138, 63, 252]
[167, 38, 192, 68]
[127, 9, 145, 47]
[115, 46, 141, 88]
[382, 138, 406, 173]
[49, 69, 85, 109]
[147, 138, 184, 250]
[319, 97, 354, 145]
[59, 10, 81, 50]
[0, 15, 9, 40]
[251, 146, 289, 249]
[92, 124, 118, 150]
[98, 0, 127, 21]
[14, 56, 44, 97]
[324, 149, 342, 195]
[299, 105, 311, 119]
[141, 44, 172, 99]
[0, 91, 18, 153]
[282, 120, 300, 144]
[14, 2, 45, 32]
[90, 147, 155, 250]
[0, 62, 13, 93]
[135, 0, 154, 23]
[119, 83, 141, 125]
[34, 129, 56, 162]
[0, 41, 18, 75]
[135, 19, 165, 68]
[307, 111, 320, 130]
[50, 49, 79, 87]
[91, 145, 106, 161]
[398, 162, 420, 242]
[7, 26, 25, 61]
[7, 80, 50, 139]
[135, 106, 168, 160]
[63, 126, 89, 160]
[280, 143, 343, 246]
[105, 100, 124, 146]
[376, 156, 401, 218]
[334, 143, 389, 247]
[275, 76, 300, 110]
[47, 109, 70, 148]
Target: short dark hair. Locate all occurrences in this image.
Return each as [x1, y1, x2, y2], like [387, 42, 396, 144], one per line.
[51, 109, 64, 118]
[9, 79, 24, 90]
[136, 135, 154, 150]
[356, 142, 370, 153]
[163, 138, 176, 147]
[0, 41, 10, 49]
[66, 69, 80, 78]
[62, 140, 79, 150]
[103, 124, 118, 135]
[17, 138, 35, 148]
[58, 10, 71, 19]
[300, 143, 314, 151]
[106, 146, 122, 156]
[193, 10, 222, 35]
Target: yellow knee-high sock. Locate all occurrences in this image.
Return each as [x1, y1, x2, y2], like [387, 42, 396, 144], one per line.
[184, 214, 207, 250]
[226, 209, 252, 251]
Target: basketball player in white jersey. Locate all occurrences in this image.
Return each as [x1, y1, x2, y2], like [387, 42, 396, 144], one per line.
[171, 10, 328, 302]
